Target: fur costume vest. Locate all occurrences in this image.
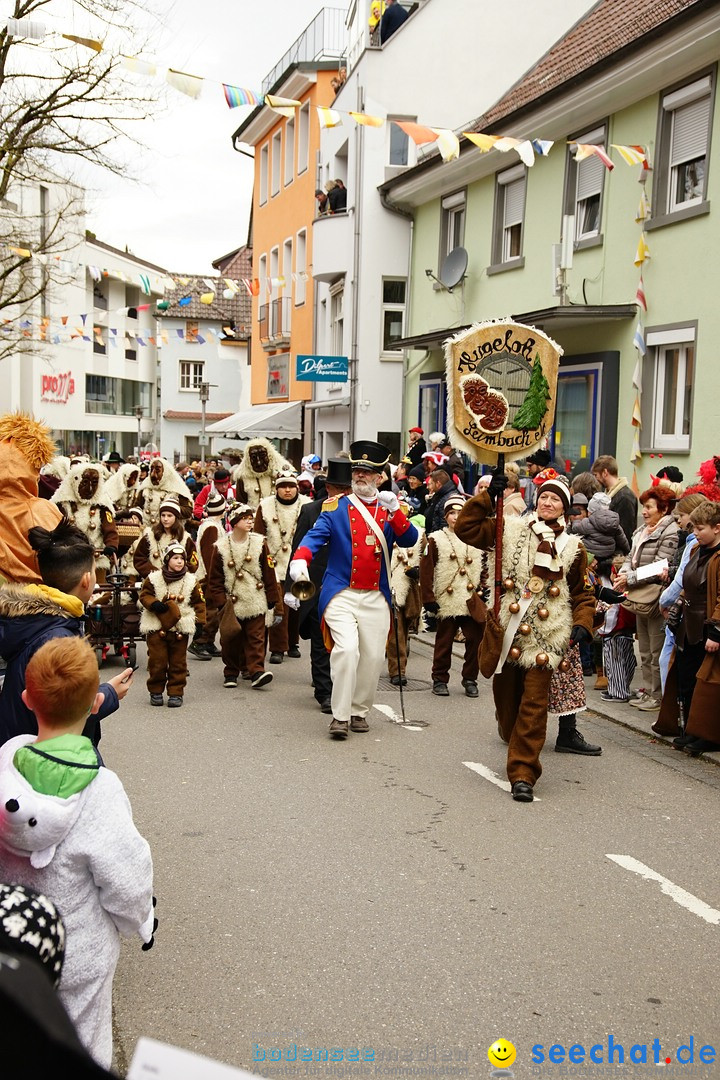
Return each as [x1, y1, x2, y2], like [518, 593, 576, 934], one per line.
[257, 494, 311, 579]
[139, 570, 199, 635]
[215, 533, 273, 624]
[390, 532, 423, 609]
[235, 438, 290, 508]
[138, 528, 184, 573]
[431, 528, 484, 619]
[195, 519, 223, 579]
[498, 515, 581, 671]
[52, 498, 115, 571]
[137, 461, 191, 525]
[106, 465, 140, 511]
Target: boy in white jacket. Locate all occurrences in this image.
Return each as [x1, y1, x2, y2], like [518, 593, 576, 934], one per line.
[0, 636, 154, 1068]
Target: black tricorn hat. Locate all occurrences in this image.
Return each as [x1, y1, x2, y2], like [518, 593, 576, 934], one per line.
[325, 457, 353, 487]
[348, 440, 390, 470]
[107, 450, 124, 464]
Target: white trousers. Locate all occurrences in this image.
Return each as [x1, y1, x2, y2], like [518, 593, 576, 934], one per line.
[324, 588, 390, 722]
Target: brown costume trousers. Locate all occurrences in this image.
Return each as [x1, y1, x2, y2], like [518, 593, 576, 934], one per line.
[493, 663, 553, 785]
[147, 631, 189, 697]
[196, 601, 220, 645]
[268, 602, 300, 654]
[221, 614, 267, 679]
[432, 616, 482, 684]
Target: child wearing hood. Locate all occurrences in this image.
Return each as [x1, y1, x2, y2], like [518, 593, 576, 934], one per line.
[0, 636, 154, 1068]
[568, 491, 630, 567]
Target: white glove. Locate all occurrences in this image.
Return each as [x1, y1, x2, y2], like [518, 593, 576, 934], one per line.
[283, 590, 301, 611]
[376, 491, 400, 513]
[272, 614, 283, 627]
[289, 559, 309, 582]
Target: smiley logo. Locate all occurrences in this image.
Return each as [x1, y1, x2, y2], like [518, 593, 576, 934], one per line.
[488, 1040, 516, 1068]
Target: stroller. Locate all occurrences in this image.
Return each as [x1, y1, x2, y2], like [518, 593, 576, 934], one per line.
[86, 571, 144, 668]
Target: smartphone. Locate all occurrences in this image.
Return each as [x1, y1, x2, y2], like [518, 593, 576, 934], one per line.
[120, 667, 136, 683]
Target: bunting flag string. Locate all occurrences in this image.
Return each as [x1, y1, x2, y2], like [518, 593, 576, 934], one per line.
[628, 146, 651, 480]
[635, 276, 647, 312]
[573, 143, 614, 170]
[634, 232, 650, 266]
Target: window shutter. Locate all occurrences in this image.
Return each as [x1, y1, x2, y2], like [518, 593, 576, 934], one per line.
[670, 96, 711, 165]
[503, 178, 525, 227]
[576, 152, 605, 201]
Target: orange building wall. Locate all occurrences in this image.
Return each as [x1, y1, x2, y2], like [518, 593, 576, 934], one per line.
[250, 70, 338, 406]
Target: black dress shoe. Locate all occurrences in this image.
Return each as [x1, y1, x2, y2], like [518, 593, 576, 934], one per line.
[390, 674, 407, 686]
[204, 642, 222, 657]
[462, 680, 479, 698]
[685, 738, 720, 757]
[319, 699, 333, 714]
[287, 645, 301, 658]
[511, 780, 534, 802]
[672, 734, 695, 749]
[555, 728, 602, 755]
[432, 680, 449, 696]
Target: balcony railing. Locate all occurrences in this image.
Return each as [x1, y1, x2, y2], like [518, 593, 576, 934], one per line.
[261, 8, 346, 94]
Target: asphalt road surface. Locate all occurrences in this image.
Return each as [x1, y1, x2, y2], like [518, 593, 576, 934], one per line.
[106, 634, 720, 1078]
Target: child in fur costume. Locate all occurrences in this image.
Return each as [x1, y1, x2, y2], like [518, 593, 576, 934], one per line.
[386, 498, 424, 686]
[51, 463, 118, 582]
[421, 495, 486, 698]
[0, 637, 154, 1068]
[234, 437, 291, 507]
[205, 503, 281, 690]
[133, 499, 198, 580]
[254, 470, 311, 663]
[139, 544, 205, 708]
[188, 492, 227, 660]
[0, 412, 62, 585]
[135, 457, 192, 526]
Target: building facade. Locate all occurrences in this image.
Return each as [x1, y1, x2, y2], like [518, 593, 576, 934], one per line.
[382, 0, 719, 487]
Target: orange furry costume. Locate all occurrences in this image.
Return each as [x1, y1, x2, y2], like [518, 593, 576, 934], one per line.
[0, 413, 61, 584]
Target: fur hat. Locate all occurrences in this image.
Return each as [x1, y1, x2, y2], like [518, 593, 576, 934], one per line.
[205, 492, 227, 516]
[0, 412, 58, 471]
[159, 499, 182, 517]
[228, 503, 254, 526]
[538, 475, 571, 513]
[163, 543, 186, 565]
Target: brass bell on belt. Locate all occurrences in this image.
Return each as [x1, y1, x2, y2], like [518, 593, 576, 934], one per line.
[537, 607, 549, 620]
[519, 623, 531, 636]
[548, 584, 560, 598]
[536, 652, 549, 667]
[509, 646, 522, 660]
[509, 601, 520, 614]
[504, 577, 515, 591]
[559, 658, 571, 672]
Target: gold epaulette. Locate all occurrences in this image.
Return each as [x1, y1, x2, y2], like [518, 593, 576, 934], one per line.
[322, 495, 340, 511]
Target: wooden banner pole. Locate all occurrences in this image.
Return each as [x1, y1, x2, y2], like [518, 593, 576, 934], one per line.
[494, 451, 505, 617]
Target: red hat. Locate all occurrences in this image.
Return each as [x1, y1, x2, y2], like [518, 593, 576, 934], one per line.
[409, 426, 424, 434]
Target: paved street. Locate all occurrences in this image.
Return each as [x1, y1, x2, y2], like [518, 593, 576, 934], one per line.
[106, 635, 720, 1078]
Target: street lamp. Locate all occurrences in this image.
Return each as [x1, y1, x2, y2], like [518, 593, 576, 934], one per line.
[199, 381, 210, 469]
[134, 405, 144, 459]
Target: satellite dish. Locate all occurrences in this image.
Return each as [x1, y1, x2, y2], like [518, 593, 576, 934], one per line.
[439, 246, 468, 292]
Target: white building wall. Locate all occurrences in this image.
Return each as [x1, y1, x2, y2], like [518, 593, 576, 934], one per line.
[312, 0, 599, 457]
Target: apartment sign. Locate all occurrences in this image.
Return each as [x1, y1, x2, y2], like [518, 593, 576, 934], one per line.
[41, 372, 75, 404]
[296, 354, 348, 382]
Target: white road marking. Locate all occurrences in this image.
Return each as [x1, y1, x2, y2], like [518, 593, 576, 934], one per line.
[373, 703, 423, 729]
[607, 855, 720, 925]
[462, 761, 541, 801]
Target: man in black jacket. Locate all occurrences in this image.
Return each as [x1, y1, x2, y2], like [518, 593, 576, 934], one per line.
[591, 454, 639, 547]
[379, 0, 409, 43]
[286, 458, 352, 714]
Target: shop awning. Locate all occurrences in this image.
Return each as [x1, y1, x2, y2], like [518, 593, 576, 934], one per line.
[206, 400, 303, 440]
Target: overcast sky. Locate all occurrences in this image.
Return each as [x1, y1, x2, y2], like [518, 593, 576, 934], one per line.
[82, 0, 341, 276]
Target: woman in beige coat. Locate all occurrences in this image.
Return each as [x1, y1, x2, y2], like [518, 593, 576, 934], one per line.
[614, 487, 678, 710]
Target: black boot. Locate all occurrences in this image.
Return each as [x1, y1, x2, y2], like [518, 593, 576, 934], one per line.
[555, 714, 602, 756]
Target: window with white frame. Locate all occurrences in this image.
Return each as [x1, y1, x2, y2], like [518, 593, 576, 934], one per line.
[298, 103, 310, 174]
[565, 125, 607, 242]
[258, 253, 267, 309]
[271, 130, 282, 196]
[179, 360, 205, 391]
[658, 75, 713, 215]
[282, 238, 292, 335]
[381, 279, 406, 353]
[644, 326, 695, 451]
[388, 118, 415, 167]
[295, 229, 307, 306]
[330, 284, 344, 356]
[493, 164, 525, 264]
[259, 143, 269, 205]
[440, 190, 465, 262]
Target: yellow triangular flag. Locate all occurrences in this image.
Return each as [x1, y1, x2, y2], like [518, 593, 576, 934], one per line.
[348, 111, 384, 128]
[317, 107, 342, 128]
[432, 129, 460, 162]
[634, 233, 650, 266]
[265, 94, 301, 117]
[62, 34, 102, 52]
[463, 132, 499, 152]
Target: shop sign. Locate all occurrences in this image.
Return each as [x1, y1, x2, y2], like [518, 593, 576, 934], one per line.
[296, 354, 348, 382]
[41, 372, 75, 404]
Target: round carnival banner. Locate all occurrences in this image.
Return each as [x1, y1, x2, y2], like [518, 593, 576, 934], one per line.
[444, 320, 562, 465]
